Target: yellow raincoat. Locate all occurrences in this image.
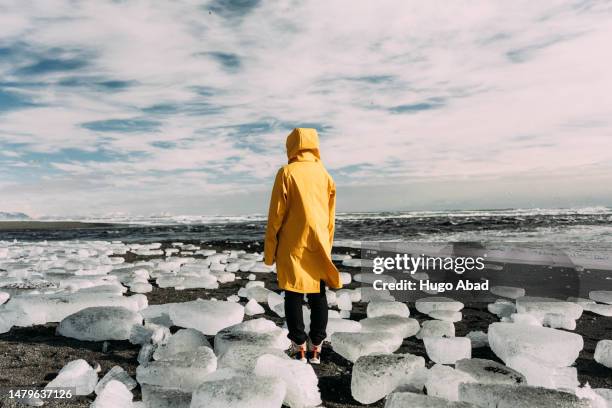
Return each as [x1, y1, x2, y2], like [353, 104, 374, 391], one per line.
[264, 128, 341, 293]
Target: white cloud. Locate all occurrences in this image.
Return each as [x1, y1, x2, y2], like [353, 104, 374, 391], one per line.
[1, 0, 611, 215]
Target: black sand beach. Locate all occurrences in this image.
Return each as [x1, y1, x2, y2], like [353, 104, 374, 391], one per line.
[1, 239, 610, 407]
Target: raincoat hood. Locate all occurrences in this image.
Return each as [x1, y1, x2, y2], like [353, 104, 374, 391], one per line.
[286, 128, 321, 161]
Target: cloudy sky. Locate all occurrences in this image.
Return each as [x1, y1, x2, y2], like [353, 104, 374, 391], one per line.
[1, 0, 612, 217]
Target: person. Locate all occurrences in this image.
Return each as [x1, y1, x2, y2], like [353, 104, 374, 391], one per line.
[264, 127, 342, 364]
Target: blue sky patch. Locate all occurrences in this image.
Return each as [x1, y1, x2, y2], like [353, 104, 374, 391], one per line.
[0, 89, 37, 112]
[389, 100, 444, 114]
[81, 118, 162, 133]
[207, 52, 241, 71]
[207, 0, 261, 19]
[16, 57, 88, 75]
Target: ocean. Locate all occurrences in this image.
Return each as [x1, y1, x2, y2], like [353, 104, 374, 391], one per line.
[2, 207, 611, 243]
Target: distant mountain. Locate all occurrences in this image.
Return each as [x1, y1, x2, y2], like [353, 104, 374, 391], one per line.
[0, 212, 31, 220]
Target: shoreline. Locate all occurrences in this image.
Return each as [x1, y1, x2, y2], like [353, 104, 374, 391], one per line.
[0, 221, 119, 231]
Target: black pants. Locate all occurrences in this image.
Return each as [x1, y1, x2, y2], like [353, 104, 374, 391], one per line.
[284, 281, 328, 345]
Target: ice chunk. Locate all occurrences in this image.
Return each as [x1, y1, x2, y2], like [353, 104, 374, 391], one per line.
[0, 309, 17, 334]
[590, 291, 612, 305]
[245, 280, 265, 289]
[136, 346, 217, 392]
[488, 299, 516, 318]
[239, 261, 256, 272]
[254, 354, 321, 408]
[141, 384, 191, 408]
[191, 375, 286, 408]
[332, 253, 351, 261]
[6, 292, 144, 325]
[466, 330, 488, 348]
[567, 297, 597, 307]
[360, 287, 394, 302]
[594, 389, 612, 408]
[429, 310, 462, 322]
[45, 359, 98, 395]
[459, 383, 594, 408]
[130, 293, 148, 310]
[516, 296, 583, 321]
[328, 309, 342, 319]
[195, 367, 241, 383]
[245, 298, 265, 315]
[331, 332, 403, 362]
[156, 276, 185, 288]
[243, 285, 273, 302]
[340, 272, 352, 285]
[337, 288, 361, 303]
[416, 320, 455, 339]
[360, 316, 420, 338]
[366, 301, 410, 318]
[594, 340, 612, 369]
[95, 366, 137, 394]
[129, 322, 170, 345]
[224, 262, 240, 273]
[210, 270, 235, 284]
[0, 291, 9, 304]
[169, 299, 244, 335]
[355, 273, 396, 284]
[510, 313, 541, 326]
[424, 337, 471, 364]
[57, 306, 142, 341]
[153, 328, 210, 361]
[267, 291, 284, 310]
[337, 291, 352, 310]
[175, 275, 219, 290]
[425, 364, 475, 401]
[575, 384, 608, 408]
[138, 343, 155, 365]
[91, 380, 133, 408]
[415, 297, 464, 314]
[506, 354, 579, 389]
[214, 318, 289, 355]
[455, 358, 525, 385]
[488, 323, 583, 368]
[385, 392, 479, 408]
[129, 282, 153, 294]
[543, 313, 576, 330]
[342, 258, 370, 268]
[491, 286, 526, 299]
[351, 353, 425, 404]
[411, 272, 429, 281]
[326, 318, 362, 337]
[207, 253, 227, 264]
[268, 291, 285, 317]
[218, 344, 290, 372]
[584, 303, 612, 317]
[140, 303, 171, 320]
[325, 290, 337, 306]
[249, 262, 275, 273]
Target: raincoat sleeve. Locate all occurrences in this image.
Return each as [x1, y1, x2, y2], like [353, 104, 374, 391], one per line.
[328, 178, 336, 250]
[264, 168, 288, 265]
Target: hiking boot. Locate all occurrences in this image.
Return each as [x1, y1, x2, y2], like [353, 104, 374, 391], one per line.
[309, 342, 322, 365]
[289, 341, 307, 363]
